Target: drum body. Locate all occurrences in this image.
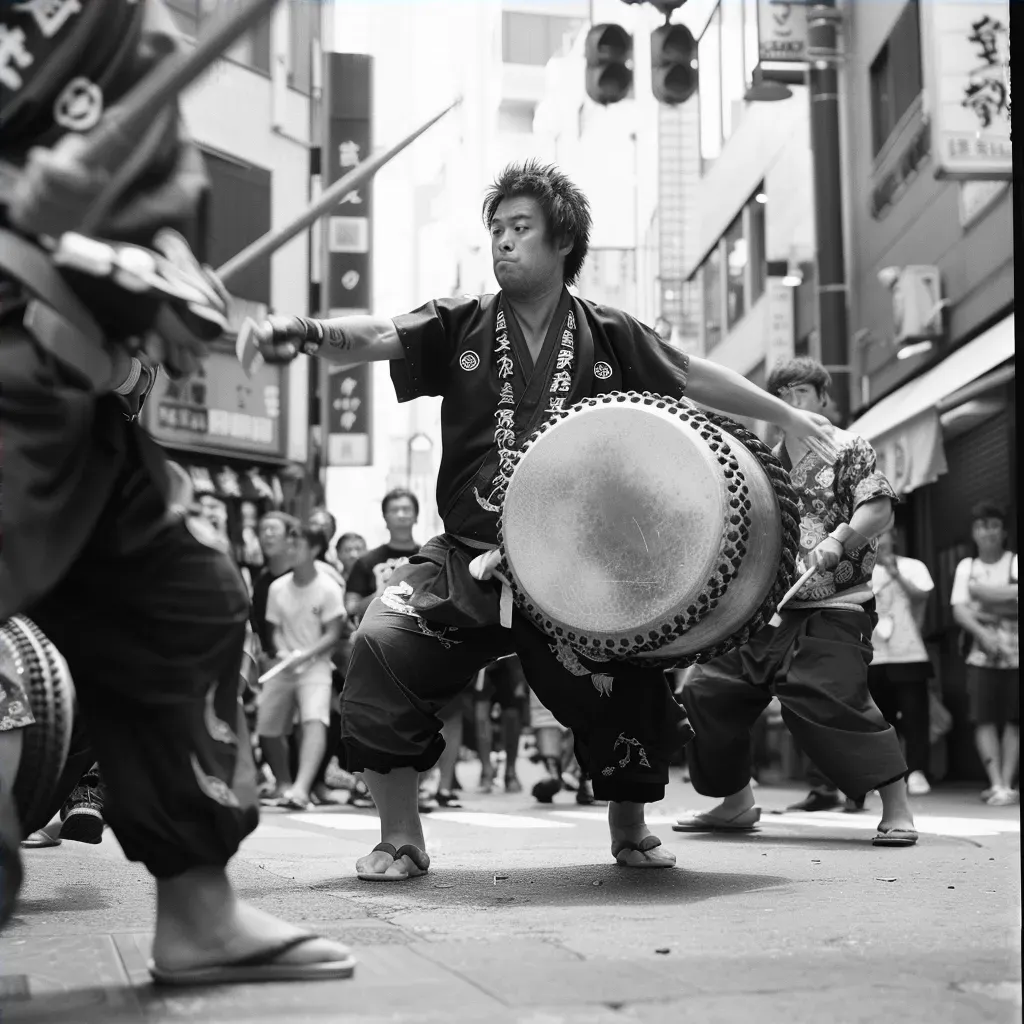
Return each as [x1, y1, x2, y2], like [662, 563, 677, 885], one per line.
[0, 617, 76, 836]
[497, 393, 799, 668]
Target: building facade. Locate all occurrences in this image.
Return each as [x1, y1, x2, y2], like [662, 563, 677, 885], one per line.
[842, 0, 1014, 782]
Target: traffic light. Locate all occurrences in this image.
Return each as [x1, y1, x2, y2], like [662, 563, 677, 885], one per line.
[651, 22, 698, 105]
[584, 24, 633, 105]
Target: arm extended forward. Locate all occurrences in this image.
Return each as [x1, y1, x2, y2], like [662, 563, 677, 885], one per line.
[253, 314, 402, 367]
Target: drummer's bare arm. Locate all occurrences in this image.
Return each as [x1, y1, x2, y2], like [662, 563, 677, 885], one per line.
[812, 497, 894, 570]
[684, 356, 838, 461]
[254, 315, 402, 367]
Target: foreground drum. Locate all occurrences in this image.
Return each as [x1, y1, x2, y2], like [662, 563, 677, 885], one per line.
[497, 393, 800, 668]
[0, 617, 76, 836]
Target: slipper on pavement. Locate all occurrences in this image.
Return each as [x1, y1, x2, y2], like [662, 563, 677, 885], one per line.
[21, 829, 61, 849]
[672, 807, 761, 832]
[871, 828, 919, 847]
[612, 835, 675, 869]
[149, 934, 356, 985]
[281, 794, 311, 811]
[357, 841, 430, 882]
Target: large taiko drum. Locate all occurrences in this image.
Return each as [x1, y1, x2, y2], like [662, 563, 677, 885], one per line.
[0, 616, 76, 836]
[496, 393, 800, 668]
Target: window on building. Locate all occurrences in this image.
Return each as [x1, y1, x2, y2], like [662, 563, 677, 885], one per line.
[498, 100, 537, 134]
[703, 246, 722, 351]
[869, 0, 923, 156]
[202, 152, 272, 304]
[166, 0, 272, 75]
[720, 0, 746, 142]
[687, 188, 767, 350]
[288, 0, 320, 94]
[749, 193, 766, 300]
[698, 0, 762, 172]
[698, 7, 723, 165]
[502, 12, 584, 66]
[724, 216, 747, 328]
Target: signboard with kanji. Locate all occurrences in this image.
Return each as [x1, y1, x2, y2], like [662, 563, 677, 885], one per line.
[145, 347, 287, 459]
[322, 53, 373, 465]
[757, 0, 808, 64]
[926, 1, 1011, 179]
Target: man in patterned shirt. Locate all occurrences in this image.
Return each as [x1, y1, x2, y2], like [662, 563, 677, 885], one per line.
[677, 358, 918, 847]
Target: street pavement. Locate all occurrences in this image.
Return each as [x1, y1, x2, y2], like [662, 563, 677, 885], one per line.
[1, 762, 1019, 1023]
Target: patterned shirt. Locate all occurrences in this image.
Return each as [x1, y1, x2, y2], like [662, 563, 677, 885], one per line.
[775, 425, 897, 606]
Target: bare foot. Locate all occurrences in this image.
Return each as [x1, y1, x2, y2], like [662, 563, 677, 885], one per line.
[608, 801, 676, 868]
[355, 840, 429, 879]
[152, 874, 350, 973]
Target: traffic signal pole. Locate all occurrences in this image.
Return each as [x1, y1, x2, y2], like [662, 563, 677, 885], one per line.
[807, 1, 851, 424]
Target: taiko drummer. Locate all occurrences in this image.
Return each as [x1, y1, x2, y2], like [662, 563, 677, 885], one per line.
[254, 161, 835, 879]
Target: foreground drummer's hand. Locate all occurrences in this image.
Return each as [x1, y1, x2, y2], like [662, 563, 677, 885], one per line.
[785, 409, 838, 465]
[810, 537, 844, 572]
[7, 134, 109, 238]
[469, 549, 509, 585]
[252, 315, 322, 364]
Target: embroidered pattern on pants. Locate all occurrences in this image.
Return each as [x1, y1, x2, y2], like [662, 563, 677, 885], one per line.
[600, 733, 652, 776]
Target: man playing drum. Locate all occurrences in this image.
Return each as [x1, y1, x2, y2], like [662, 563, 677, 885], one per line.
[676, 358, 918, 846]
[253, 161, 837, 879]
[1, 0, 354, 983]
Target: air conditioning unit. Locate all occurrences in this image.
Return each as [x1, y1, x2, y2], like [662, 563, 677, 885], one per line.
[878, 264, 945, 346]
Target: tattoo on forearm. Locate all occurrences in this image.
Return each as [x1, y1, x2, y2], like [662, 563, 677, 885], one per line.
[327, 324, 351, 351]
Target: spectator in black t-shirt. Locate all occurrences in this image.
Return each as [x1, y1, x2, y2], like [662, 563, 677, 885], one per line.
[344, 490, 464, 809]
[345, 490, 421, 624]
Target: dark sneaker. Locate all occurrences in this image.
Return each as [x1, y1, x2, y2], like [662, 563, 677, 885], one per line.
[60, 782, 105, 844]
[532, 776, 562, 803]
[435, 789, 463, 808]
[576, 778, 596, 805]
[786, 790, 841, 813]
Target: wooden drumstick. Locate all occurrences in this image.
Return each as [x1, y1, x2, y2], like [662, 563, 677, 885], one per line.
[769, 565, 818, 626]
[258, 651, 305, 686]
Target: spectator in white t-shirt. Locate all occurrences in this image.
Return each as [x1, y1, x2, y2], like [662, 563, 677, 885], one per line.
[950, 503, 1019, 807]
[869, 529, 935, 796]
[258, 524, 347, 810]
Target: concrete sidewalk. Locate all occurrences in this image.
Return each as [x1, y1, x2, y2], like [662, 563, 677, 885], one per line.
[0, 777, 1020, 1023]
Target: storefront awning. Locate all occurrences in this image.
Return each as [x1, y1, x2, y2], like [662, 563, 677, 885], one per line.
[849, 314, 1015, 440]
[848, 313, 1014, 497]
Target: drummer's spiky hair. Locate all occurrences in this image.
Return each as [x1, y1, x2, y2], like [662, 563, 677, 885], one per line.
[482, 161, 592, 286]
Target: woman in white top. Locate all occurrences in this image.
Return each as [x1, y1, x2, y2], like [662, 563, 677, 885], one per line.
[869, 530, 935, 796]
[950, 503, 1019, 807]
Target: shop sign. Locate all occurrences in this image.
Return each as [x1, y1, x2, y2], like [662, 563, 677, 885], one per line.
[145, 348, 286, 458]
[757, 0, 808, 63]
[322, 52, 373, 466]
[927, 1, 1012, 179]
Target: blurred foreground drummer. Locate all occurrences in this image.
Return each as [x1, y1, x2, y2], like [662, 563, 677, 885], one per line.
[253, 160, 837, 879]
[0, 0, 353, 983]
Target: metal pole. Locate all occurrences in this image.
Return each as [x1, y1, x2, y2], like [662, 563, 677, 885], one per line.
[807, 1, 850, 423]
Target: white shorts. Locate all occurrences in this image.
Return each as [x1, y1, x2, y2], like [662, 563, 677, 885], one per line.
[256, 667, 332, 735]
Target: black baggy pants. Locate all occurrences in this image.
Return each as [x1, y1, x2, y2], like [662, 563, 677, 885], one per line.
[2, 326, 258, 877]
[682, 605, 908, 800]
[341, 594, 692, 804]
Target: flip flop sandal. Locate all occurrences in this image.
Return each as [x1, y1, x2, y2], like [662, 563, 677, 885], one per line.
[148, 934, 356, 985]
[281, 795, 311, 811]
[357, 842, 430, 882]
[612, 835, 674, 869]
[21, 829, 61, 849]
[672, 807, 761, 832]
[436, 790, 463, 809]
[872, 828, 919, 847]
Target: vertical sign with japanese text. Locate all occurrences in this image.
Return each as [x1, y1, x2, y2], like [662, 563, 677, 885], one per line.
[322, 53, 373, 465]
[926, 1, 1011, 179]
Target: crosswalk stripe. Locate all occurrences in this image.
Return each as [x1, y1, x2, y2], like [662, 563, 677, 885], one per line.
[262, 808, 1018, 840]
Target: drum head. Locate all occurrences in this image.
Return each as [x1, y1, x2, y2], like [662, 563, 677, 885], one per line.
[0, 617, 75, 837]
[501, 397, 732, 651]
